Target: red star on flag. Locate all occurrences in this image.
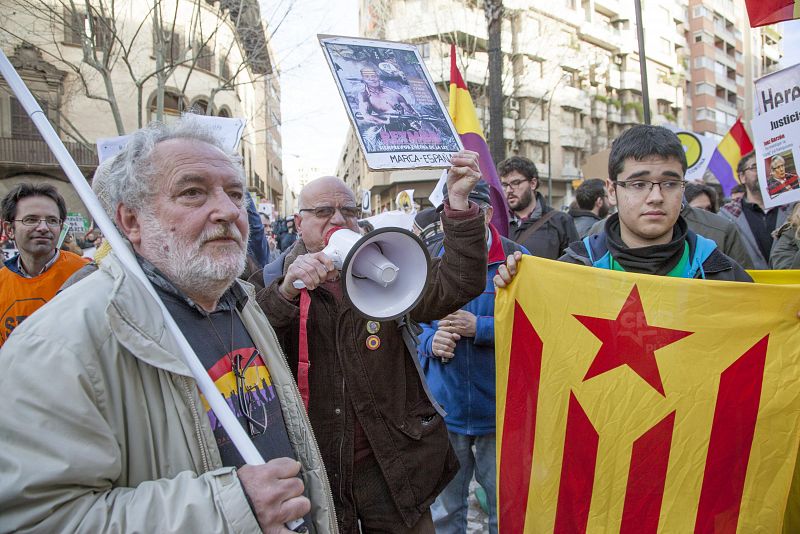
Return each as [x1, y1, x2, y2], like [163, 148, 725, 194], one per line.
[574, 285, 693, 396]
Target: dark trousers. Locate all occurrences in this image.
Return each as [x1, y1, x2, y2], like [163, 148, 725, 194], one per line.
[351, 453, 435, 534]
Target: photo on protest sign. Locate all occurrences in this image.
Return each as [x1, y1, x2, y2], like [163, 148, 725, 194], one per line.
[318, 35, 462, 170]
[750, 105, 800, 208]
[764, 149, 800, 199]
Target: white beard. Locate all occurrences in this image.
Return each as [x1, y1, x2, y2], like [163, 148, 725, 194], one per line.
[139, 211, 248, 302]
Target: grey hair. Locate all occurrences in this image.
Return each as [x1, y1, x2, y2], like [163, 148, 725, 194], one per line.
[771, 155, 786, 169]
[92, 114, 245, 218]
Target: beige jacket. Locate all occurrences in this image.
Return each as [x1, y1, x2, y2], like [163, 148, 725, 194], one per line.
[0, 254, 337, 533]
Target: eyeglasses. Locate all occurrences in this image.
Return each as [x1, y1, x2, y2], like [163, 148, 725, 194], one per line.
[233, 351, 267, 437]
[615, 179, 685, 196]
[500, 178, 531, 190]
[299, 206, 359, 219]
[744, 164, 758, 172]
[14, 216, 62, 227]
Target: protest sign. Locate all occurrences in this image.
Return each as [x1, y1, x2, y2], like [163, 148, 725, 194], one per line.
[428, 170, 448, 208]
[750, 103, 800, 209]
[96, 134, 132, 163]
[395, 189, 416, 213]
[319, 35, 462, 170]
[95, 116, 246, 164]
[188, 114, 246, 152]
[65, 212, 88, 235]
[755, 62, 800, 115]
[666, 127, 717, 182]
[361, 190, 372, 214]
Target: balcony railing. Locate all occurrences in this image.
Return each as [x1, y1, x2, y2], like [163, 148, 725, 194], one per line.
[0, 137, 97, 167]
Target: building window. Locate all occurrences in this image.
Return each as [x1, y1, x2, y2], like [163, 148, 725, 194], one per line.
[196, 43, 213, 72]
[417, 42, 430, 58]
[692, 5, 707, 18]
[563, 148, 579, 169]
[154, 27, 183, 66]
[695, 107, 716, 122]
[695, 82, 715, 96]
[220, 58, 232, 81]
[10, 97, 46, 140]
[148, 91, 185, 123]
[64, 8, 112, 49]
[563, 68, 580, 88]
[190, 98, 210, 114]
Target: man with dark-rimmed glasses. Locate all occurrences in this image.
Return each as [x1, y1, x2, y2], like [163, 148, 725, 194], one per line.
[498, 155, 578, 259]
[555, 124, 751, 281]
[0, 183, 87, 346]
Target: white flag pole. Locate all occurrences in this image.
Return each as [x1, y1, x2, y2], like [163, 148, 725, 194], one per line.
[0, 50, 265, 465]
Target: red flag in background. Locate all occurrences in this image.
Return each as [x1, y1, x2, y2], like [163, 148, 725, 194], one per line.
[449, 44, 509, 236]
[745, 0, 800, 27]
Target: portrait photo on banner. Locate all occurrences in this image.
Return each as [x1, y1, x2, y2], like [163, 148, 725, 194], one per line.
[318, 35, 462, 170]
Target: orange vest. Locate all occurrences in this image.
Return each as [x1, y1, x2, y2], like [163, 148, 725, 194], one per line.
[0, 251, 88, 347]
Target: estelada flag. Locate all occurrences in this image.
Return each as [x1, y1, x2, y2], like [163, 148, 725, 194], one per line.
[745, 0, 800, 27]
[496, 257, 800, 533]
[449, 44, 509, 236]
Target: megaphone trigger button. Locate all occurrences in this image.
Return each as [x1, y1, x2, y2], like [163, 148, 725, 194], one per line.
[366, 335, 381, 351]
[366, 321, 381, 334]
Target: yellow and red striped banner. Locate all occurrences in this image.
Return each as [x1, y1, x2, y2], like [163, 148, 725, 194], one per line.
[496, 257, 800, 533]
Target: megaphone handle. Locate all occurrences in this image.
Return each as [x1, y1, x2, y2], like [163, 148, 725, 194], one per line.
[293, 280, 306, 289]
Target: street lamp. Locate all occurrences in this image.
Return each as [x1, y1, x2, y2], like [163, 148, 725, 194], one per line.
[546, 72, 572, 207]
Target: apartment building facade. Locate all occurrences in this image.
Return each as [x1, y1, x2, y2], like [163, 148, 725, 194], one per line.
[0, 0, 283, 222]
[338, 0, 781, 211]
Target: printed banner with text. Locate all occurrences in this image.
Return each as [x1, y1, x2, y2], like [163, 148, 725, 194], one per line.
[750, 97, 800, 208]
[495, 257, 800, 533]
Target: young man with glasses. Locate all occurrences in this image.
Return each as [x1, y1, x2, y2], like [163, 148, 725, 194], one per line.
[557, 125, 751, 281]
[720, 151, 797, 269]
[0, 183, 87, 346]
[259, 152, 488, 533]
[498, 156, 579, 259]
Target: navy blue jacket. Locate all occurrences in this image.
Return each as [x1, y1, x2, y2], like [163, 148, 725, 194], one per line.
[418, 224, 528, 435]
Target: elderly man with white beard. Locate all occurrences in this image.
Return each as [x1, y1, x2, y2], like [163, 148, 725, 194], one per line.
[0, 117, 337, 534]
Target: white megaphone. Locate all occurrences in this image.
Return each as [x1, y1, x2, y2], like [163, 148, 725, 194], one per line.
[293, 226, 430, 321]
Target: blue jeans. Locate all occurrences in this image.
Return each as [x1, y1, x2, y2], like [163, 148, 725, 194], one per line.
[431, 431, 497, 534]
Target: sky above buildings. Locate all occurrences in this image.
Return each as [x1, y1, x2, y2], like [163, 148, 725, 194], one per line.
[263, 0, 359, 191]
[264, 1, 800, 190]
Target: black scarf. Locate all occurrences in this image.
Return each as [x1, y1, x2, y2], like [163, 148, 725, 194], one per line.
[604, 214, 688, 275]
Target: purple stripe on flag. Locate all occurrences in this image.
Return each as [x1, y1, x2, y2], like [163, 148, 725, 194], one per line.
[707, 150, 737, 196]
[460, 132, 509, 237]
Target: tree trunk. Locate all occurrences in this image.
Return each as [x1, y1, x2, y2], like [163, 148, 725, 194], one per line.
[484, 0, 504, 164]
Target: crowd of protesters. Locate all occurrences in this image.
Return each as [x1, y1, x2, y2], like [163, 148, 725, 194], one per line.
[0, 116, 799, 534]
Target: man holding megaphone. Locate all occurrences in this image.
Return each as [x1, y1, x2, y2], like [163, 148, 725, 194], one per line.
[258, 150, 488, 533]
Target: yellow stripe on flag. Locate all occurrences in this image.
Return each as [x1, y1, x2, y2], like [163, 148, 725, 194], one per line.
[717, 133, 743, 166]
[449, 83, 485, 138]
[748, 269, 800, 285]
[496, 257, 800, 532]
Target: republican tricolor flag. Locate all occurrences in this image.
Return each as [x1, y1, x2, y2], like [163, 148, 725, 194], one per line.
[449, 44, 509, 236]
[707, 118, 753, 196]
[745, 0, 800, 27]
[496, 257, 800, 533]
